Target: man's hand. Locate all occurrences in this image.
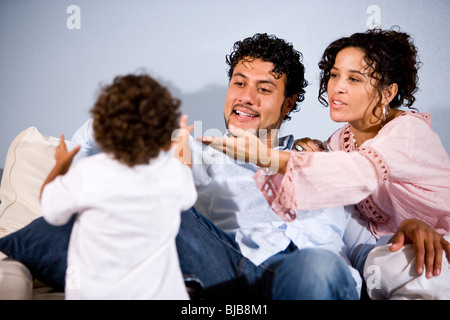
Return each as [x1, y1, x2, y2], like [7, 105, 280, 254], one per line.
[293, 138, 325, 152]
[389, 219, 450, 278]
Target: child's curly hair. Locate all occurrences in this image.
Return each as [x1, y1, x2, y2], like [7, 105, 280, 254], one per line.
[91, 74, 181, 167]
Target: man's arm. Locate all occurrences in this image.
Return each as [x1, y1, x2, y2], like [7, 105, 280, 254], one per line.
[69, 118, 100, 163]
[342, 205, 378, 274]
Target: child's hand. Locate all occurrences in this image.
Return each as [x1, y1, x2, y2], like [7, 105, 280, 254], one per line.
[54, 134, 80, 175]
[40, 135, 80, 199]
[172, 115, 194, 167]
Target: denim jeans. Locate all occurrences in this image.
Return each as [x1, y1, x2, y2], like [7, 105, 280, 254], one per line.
[176, 208, 359, 300]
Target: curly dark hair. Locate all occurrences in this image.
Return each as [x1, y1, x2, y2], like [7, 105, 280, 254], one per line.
[318, 27, 421, 110]
[226, 33, 308, 121]
[91, 74, 181, 167]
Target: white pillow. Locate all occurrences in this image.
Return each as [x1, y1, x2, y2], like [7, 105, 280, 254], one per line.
[0, 127, 65, 239]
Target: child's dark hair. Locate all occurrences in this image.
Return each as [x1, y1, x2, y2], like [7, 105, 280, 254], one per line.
[91, 74, 180, 167]
[318, 27, 421, 109]
[226, 33, 308, 120]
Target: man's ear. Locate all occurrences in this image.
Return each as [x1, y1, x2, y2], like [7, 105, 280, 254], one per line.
[381, 83, 398, 105]
[283, 94, 297, 117]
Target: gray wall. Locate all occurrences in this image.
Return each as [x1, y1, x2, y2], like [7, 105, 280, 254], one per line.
[1, 0, 449, 168]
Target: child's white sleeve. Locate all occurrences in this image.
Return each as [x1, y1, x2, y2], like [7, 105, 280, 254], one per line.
[41, 165, 83, 226]
[180, 164, 197, 211]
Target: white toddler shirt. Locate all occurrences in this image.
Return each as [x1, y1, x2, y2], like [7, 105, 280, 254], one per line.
[41, 151, 197, 300]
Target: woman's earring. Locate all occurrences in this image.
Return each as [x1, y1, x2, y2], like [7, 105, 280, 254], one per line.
[381, 105, 390, 127]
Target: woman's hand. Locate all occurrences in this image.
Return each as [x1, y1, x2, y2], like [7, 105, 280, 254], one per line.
[199, 126, 290, 173]
[200, 126, 273, 166]
[389, 219, 450, 278]
[294, 138, 326, 152]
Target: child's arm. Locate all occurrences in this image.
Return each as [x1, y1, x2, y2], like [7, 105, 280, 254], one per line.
[172, 115, 194, 169]
[40, 134, 80, 199]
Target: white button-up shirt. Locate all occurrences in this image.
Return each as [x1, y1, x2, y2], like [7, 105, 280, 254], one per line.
[70, 119, 377, 294]
[190, 135, 377, 292]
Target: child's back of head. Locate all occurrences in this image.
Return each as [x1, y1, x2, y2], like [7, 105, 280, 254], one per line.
[91, 74, 180, 167]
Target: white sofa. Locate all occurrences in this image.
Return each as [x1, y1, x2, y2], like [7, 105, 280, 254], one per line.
[0, 127, 203, 301]
[0, 127, 66, 299]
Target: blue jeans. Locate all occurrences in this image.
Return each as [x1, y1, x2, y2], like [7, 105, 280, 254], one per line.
[176, 208, 359, 300]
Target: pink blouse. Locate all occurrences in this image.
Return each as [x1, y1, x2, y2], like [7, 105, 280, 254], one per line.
[255, 111, 450, 238]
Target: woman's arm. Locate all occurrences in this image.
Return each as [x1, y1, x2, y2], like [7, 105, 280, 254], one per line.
[200, 129, 292, 173]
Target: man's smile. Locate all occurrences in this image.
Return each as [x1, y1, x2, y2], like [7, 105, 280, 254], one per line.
[232, 106, 260, 121]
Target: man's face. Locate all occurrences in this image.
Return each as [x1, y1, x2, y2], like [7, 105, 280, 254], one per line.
[224, 58, 295, 135]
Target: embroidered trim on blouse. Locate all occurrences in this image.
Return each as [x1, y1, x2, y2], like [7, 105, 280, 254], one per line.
[357, 195, 391, 225]
[398, 110, 431, 126]
[254, 168, 298, 222]
[338, 124, 391, 225]
[339, 124, 390, 184]
[339, 125, 355, 153]
[357, 147, 390, 184]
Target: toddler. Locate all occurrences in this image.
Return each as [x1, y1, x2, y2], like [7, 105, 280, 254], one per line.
[40, 74, 197, 299]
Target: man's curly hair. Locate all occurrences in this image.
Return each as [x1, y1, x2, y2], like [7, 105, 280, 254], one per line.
[226, 33, 308, 121]
[318, 27, 421, 110]
[91, 74, 180, 167]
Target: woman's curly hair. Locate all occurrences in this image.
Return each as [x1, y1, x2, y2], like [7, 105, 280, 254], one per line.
[318, 27, 421, 110]
[226, 33, 308, 121]
[91, 74, 180, 167]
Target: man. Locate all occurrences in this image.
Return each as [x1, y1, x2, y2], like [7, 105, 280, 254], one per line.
[71, 33, 376, 299]
[192, 33, 450, 300]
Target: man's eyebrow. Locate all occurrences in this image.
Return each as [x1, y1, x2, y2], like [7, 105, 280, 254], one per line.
[232, 73, 277, 86]
[258, 79, 277, 87]
[232, 72, 247, 79]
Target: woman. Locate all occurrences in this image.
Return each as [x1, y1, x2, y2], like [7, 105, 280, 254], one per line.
[201, 28, 450, 297]
[277, 28, 450, 237]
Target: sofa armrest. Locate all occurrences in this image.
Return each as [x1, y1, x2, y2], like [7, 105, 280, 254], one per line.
[0, 259, 33, 300]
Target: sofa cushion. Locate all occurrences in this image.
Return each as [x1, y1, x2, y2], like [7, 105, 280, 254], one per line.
[0, 127, 72, 290]
[0, 127, 64, 238]
[0, 215, 75, 291]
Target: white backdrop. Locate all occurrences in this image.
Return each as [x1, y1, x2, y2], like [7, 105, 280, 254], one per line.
[1, 0, 449, 167]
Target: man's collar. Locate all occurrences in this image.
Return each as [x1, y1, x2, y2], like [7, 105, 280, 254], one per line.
[223, 131, 294, 150]
[276, 135, 294, 150]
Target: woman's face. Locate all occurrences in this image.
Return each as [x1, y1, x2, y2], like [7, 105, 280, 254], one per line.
[327, 47, 382, 129]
